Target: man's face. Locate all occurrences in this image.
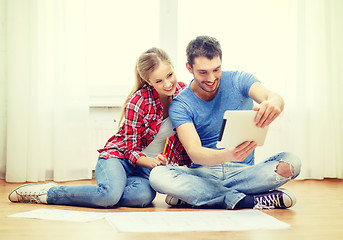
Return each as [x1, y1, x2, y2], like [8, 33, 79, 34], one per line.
[187, 56, 222, 98]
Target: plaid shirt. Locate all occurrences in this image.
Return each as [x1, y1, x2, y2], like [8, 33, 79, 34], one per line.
[98, 82, 191, 167]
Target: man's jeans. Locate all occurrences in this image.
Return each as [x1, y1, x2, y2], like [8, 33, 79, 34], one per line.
[150, 152, 301, 209]
[47, 157, 155, 208]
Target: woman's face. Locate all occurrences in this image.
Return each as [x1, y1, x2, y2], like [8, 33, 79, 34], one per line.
[147, 62, 177, 98]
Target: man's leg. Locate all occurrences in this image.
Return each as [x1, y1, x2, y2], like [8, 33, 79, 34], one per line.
[223, 152, 301, 194]
[149, 165, 245, 209]
[224, 152, 301, 209]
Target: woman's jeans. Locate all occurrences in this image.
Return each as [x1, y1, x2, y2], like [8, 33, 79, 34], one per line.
[150, 152, 301, 209]
[47, 158, 155, 208]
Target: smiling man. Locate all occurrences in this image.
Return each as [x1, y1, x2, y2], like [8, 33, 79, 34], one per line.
[149, 36, 301, 210]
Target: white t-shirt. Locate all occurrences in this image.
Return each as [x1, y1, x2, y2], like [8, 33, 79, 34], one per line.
[142, 117, 175, 159]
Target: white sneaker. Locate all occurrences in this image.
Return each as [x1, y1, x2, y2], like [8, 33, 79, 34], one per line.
[8, 182, 58, 204]
[165, 195, 189, 207]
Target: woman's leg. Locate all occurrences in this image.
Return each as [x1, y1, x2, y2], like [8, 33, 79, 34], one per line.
[117, 159, 156, 207]
[47, 158, 127, 208]
[117, 177, 156, 207]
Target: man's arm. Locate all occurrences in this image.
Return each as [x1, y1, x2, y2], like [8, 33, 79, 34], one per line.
[176, 122, 257, 166]
[249, 82, 285, 128]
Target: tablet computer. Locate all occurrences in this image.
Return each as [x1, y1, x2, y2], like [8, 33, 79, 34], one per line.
[216, 110, 269, 148]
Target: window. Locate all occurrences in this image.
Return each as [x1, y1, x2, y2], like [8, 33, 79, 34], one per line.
[176, 0, 291, 92]
[86, 0, 159, 107]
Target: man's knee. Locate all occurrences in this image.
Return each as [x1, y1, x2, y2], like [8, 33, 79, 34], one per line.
[275, 152, 301, 178]
[149, 166, 184, 193]
[275, 161, 293, 178]
[149, 166, 163, 183]
[149, 166, 166, 191]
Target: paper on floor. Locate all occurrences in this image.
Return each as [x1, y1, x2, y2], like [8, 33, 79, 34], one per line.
[106, 210, 290, 232]
[8, 208, 290, 232]
[8, 208, 108, 222]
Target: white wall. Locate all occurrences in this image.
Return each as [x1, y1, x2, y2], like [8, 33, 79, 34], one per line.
[88, 107, 121, 169]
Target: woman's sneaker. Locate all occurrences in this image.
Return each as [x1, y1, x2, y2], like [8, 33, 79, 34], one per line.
[8, 182, 58, 204]
[253, 188, 296, 209]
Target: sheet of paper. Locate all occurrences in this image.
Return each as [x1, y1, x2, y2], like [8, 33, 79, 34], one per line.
[8, 208, 108, 222]
[106, 210, 290, 232]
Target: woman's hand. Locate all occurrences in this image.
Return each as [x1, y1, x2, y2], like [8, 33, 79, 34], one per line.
[150, 154, 168, 168]
[136, 155, 168, 169]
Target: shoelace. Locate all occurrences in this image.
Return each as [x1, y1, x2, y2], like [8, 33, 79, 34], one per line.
[16, 191, 44, 204]
[253, 193, 281, 209]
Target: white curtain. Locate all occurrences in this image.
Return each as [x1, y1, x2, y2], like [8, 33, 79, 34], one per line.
[282, 0, 343, 179]
[177, 0, 343, 179]
[0, 0, 6, 180]
[4, 0, 92, 182]
[249, 0, 343, 179]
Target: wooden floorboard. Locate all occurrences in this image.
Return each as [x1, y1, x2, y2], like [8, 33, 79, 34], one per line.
[1, 178, 342, 240]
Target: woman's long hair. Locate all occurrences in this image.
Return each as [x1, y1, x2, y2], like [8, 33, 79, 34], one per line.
[118, 48, 173, 127]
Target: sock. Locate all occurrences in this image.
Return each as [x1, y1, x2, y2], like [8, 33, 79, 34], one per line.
[39, 194, 48, 204]
[234, 195, 254, 209]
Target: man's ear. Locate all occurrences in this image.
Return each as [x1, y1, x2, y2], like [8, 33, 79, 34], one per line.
[186, 62, 193, 74]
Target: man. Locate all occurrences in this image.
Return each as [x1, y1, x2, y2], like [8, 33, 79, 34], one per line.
[150, 36, 301, 209]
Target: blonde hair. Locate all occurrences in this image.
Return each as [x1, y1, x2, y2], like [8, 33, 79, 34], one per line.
[118, 48, 173, 127]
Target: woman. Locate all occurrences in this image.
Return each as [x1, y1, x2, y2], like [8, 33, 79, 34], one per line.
[8, 48, 189, 208]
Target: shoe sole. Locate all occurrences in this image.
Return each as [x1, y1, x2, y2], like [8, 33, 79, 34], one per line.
[275, 188, 296, 208]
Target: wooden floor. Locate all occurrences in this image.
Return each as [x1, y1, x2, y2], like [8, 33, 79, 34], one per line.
[0, 178, 342, 240]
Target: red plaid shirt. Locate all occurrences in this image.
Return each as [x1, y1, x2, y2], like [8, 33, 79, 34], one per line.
[98, 82, 191, 167]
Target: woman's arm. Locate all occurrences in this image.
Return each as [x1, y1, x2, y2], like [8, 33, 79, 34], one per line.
[121, 94, 148, 164]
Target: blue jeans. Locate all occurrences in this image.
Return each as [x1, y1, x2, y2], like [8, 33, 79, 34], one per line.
[149, 152, 301, 209]
[47, 158, 155, 208]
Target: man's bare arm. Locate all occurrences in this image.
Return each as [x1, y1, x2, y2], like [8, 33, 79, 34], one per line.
[176, 122, 257, 166]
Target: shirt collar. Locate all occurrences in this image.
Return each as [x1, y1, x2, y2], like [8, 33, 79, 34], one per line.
[145, 84, 161, 107]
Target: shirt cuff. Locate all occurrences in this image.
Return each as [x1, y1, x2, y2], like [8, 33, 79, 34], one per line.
[127, 150, 145, 166]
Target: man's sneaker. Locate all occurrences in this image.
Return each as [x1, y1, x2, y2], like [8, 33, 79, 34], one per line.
[253, 188, 296, 209]
[8, 182, 58, 204]
[165, 195, 190, 207]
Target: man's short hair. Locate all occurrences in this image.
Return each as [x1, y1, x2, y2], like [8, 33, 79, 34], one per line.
[186, 36, 222, 67]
